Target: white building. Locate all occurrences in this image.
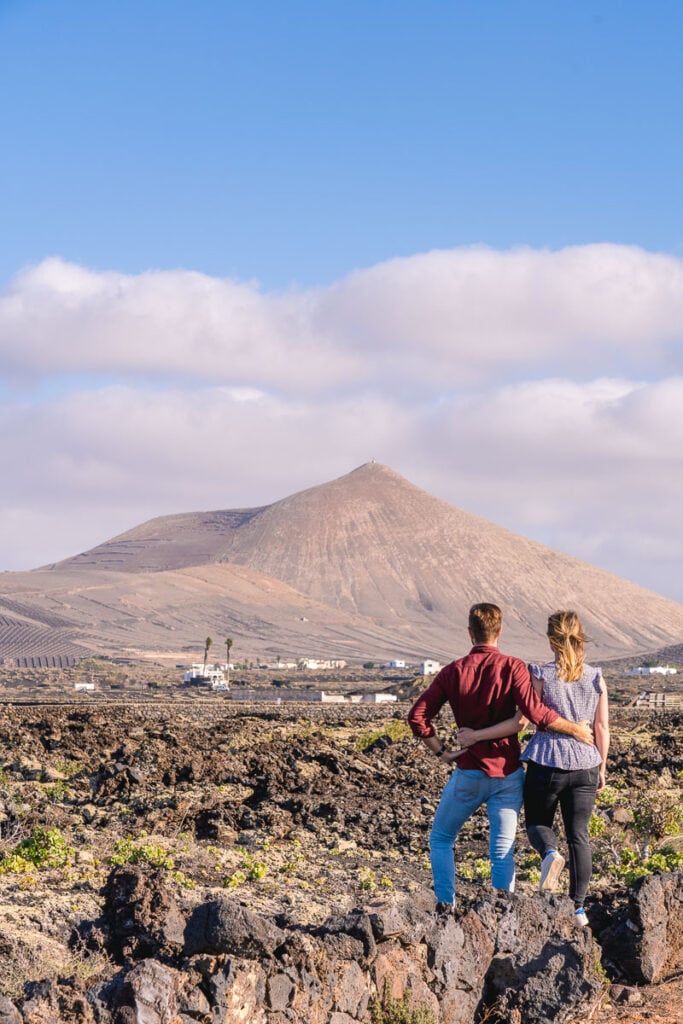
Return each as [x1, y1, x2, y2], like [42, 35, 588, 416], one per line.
[421, 659, 442, 676]
[360, 692, 398, 703]
[299, 658, 347, 670]
[184, 664, 228, 686]
[384, 660, 406, 669]
[73, 682, 95, 691]
[627, 666, 677, 676]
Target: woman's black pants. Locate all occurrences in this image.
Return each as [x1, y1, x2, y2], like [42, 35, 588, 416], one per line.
[523, 761, 599, 907]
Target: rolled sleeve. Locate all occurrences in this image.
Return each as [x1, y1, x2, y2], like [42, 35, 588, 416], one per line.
[407, 671, 449, 738]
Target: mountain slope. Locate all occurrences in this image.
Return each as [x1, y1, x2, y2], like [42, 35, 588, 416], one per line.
[44, 462, 683, 660]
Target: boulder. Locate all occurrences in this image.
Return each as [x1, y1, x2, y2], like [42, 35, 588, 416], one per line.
[597, 872, 683, 984]
[103, 865, 186, 962]
[0, 996, 22, 1024]
[113, 960, 180, 1024]
[183, 900, 285, 959]
[20, 980, 60, 1024]
[477, 894, 605, 1024]
[427, 909, 495, 1024]
[207, 960, 267, 1024]
[315, 911, 376, 964]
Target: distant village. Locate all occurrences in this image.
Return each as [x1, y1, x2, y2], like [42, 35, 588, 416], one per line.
[177, 655, 445, 703]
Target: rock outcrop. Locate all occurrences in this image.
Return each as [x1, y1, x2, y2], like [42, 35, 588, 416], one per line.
[596, 872, 683, 984]
[2, 865, 611, 1024]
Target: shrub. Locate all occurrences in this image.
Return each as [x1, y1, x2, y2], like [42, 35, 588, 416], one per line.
[458, 857, 491, 882]
[0, 827, 73, 873]
[109, 837, 174, 869]
[370, 986, 436, 1024]
[356, 720, 410, 752]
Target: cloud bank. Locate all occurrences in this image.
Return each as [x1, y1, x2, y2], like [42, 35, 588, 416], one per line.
[1, 244, 682, 601]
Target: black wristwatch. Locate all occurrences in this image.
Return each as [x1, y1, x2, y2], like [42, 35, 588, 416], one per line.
[433, 744, 445, 757]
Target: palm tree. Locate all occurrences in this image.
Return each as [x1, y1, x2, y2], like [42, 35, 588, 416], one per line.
[225, 638, 233, 687]
[202, 636, 213, 676]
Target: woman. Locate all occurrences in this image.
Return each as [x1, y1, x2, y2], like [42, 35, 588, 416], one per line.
[457, 611, 610, 926]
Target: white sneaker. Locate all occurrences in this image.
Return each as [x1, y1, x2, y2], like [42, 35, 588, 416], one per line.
[574, 908, 589, 927]
[539, 850, 565, 892]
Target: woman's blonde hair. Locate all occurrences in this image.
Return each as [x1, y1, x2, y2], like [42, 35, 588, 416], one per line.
[547, 610, 586, 682]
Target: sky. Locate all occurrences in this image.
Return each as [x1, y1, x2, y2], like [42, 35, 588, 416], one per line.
[1, 0, 682, 602]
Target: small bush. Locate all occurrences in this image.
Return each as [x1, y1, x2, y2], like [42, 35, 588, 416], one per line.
[370, 987, 436, 1024]
[458, 857, 491, 882]
[356, 720, 410, 752]
[109, 837, 174, 869]
[0, 827, 74, 873]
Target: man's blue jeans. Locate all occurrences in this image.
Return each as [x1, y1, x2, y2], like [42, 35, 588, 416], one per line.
[429, 766, 525, 904]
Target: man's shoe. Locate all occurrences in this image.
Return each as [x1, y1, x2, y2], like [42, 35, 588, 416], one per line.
[539, 850, 565, 892]
[435, 901, 454, 916]
[574, 908, 589, 927]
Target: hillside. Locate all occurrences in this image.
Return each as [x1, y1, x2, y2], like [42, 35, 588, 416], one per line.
[31, 461, 683, 661]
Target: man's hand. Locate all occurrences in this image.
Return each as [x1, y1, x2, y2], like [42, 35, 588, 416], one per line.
[456, 727, 478, 748]
[572, 720, 594, 746]
[442, 748, 465, 764]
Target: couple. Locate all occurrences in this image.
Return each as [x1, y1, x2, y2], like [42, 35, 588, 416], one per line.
[407, 603, 610, 926]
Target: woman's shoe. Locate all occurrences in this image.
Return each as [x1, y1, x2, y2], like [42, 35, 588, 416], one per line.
[574, 908, 589, 927]
[539, 850, 565, 891]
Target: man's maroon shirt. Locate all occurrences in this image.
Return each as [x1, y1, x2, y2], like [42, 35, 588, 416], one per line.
[407, 644, 559, 778]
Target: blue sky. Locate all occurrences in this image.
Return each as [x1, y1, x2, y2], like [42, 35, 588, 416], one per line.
[2, 0, 682, 287]
[1, 0, 683, 606]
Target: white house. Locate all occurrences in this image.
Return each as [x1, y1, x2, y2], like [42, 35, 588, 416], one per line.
[299, 658, 347, 670]
[384, 660, 406, 669]
[627, 666, 677, 676]
[421, 659, 442, 676]
[73, 682, 95, 691]
[184, 664, 228, 686]
[360, 692, 398, 703]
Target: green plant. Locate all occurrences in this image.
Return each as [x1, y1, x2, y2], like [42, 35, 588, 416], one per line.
[225, 869, 246, 889]
[458, 857, 491, 882]
[615, 845, 683, 884]
[588, 813, 607, 838]
[356, 720, 410, 752]
[632, 791, 683, 857]
[596, 785, 618, 807]
[245, 855, 267, 880]
[109, 837, 174, 869]
[225, 851, 268, 887]
[46, 780, 70, 803]
[0, 826, 74, 873]
[358, 866, 376, 890]
[369, 985, 436, 1024]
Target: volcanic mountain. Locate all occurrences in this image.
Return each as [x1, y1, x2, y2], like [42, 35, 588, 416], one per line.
[2, 462, 682, 662]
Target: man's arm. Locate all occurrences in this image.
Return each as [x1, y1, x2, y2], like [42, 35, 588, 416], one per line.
[407, 666, 464, 765]
[512, 662, 594, 745]
[457, 710, 527, 748]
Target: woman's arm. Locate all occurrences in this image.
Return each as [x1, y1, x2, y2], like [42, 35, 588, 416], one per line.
[457, 710, 528, 748]
[593, 677, 610, 791]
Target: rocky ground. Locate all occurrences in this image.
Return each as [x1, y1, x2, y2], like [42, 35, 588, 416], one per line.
[0, 703, 681, 1022]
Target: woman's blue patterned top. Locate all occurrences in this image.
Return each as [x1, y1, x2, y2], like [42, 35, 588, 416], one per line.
[521, 661, 602, 769]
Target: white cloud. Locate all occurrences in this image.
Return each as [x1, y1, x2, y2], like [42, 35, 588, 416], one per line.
[0, 245, 682, 602]
[1, 244, 683, 396]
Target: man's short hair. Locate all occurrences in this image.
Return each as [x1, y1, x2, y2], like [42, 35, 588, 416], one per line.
[468, 603, 502, 643]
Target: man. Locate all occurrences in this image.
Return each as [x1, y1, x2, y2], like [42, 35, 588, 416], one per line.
[407, 603, 593, 910]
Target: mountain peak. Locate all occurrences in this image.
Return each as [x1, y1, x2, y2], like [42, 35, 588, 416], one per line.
[43, 463, 683, 660]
